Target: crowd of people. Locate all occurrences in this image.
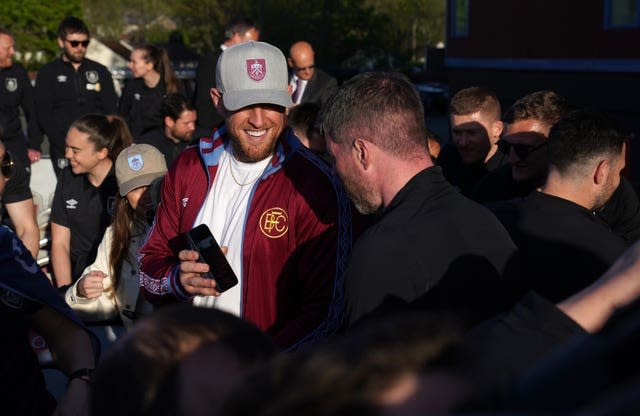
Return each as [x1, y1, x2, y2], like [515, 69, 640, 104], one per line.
[2, 13, 640, 416]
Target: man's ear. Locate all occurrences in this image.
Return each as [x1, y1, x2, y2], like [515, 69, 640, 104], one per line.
[594, 159, 609, 185]
[353, 139, 371, 170]
[164, 116, 175, 129]
[210, 88, 226, 117]
[492, 120, 504, 143]
[57, 37, 65, 49]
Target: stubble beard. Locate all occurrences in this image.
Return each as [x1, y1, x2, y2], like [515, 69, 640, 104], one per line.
[229, 132, 278, 163]
[342, 174, 379, 215]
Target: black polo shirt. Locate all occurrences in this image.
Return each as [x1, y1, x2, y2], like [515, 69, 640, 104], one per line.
[119, 77, 166, 139]
[0, 63, 39, 151]
[34, 57, 117, 155]
[50, 165, 118, 282]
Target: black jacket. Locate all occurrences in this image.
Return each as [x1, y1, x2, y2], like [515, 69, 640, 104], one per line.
[294, 68, 338, 108]
[344, 166, 518, 327]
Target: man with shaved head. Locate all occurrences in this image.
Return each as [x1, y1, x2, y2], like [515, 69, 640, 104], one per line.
[287, 41, 337, 108]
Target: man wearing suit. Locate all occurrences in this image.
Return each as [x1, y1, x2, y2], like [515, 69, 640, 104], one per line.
[193, 17, 259, 131]
[288, 41, 338, 108]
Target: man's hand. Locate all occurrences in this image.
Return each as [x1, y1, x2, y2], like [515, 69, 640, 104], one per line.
[27, 149, 42, 163]
[77, 271, 106, 299]
[178, 249, 220, 297]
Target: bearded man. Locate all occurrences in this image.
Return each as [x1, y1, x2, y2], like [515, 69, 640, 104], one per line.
[140, 41, 354, 350]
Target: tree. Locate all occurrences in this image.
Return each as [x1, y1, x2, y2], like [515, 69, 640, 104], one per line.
[0, 0, 82, 70]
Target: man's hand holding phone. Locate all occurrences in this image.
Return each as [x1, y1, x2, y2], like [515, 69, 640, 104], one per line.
[178, 249, 221, 297]
[183, 224, 239, 295]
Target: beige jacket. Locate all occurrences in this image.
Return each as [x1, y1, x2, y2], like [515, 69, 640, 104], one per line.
[65, 222, 153, 328]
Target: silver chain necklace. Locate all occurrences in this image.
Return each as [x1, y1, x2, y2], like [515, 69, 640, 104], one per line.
[228, 161, 263, 187]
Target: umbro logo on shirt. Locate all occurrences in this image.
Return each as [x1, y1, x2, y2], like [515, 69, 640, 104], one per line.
[57, 75, 67, 83]
[181, 198, 188, 207]
[66, 199, 78, 209]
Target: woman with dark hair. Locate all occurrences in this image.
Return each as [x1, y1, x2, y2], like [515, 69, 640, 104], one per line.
[50, 114, 132, 289]
[119, 44, 183, 138]
[65, 144, 167, 327]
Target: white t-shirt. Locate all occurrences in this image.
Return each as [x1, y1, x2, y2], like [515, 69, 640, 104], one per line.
[192, 145, 271, 315]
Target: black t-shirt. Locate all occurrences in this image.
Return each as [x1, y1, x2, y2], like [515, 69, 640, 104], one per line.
[50, 166, 117, 281]
[0, 152, 32, 227]
[0, 148, 32, 205]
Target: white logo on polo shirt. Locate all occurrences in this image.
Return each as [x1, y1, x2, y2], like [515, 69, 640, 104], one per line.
[66, 199, 78, 209]
[5, 78, 17, 92]
[134, 93, 141, 101]
[57, 75, 67, 83]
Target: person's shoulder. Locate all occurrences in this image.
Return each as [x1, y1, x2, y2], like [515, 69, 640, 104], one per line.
[36, 59, 59, 76]
[286, 146, 335, 184]
[199, 48, 221, 63]
[83, 58, 110, 71]
[169, 144, 203, 172]
[138, 127, 165, 141]
[314, 68, 337, 84]
[2, 63, 29, 77]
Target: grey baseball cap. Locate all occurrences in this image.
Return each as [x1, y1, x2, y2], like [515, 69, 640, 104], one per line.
[216, 41, 292, 111]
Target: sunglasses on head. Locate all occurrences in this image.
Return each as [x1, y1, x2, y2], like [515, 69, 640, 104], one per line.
[66, 39, 90, 48]
[1, 151, 14, 180]
[294, 65, 315, 72]
[497, 139, 548, 160]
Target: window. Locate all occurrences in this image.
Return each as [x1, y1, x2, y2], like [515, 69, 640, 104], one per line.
[605, 0, 640, 28]
[450, 0, 470, 37]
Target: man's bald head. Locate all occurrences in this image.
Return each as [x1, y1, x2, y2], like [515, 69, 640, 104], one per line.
[288, 41, 316, 81]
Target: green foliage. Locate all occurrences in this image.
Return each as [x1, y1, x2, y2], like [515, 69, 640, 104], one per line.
[0, 0, 82, 70]
[1, 0, 445, 72]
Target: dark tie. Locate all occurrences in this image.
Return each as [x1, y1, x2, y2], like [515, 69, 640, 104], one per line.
[292, 78, 303, 104]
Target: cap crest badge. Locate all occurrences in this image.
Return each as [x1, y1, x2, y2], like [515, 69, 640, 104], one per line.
[247, 59, 266, 81]
[128, 154, 144, 171]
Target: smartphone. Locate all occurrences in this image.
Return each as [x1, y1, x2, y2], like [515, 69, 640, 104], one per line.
[185, 224, 238, 292]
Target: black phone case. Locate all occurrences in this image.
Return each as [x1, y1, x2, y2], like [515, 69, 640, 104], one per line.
[185, 224, 239, 292]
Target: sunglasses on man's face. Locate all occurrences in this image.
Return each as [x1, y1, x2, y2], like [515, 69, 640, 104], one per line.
[1, 151, 14, 180]
[66, 39, 90, 48]
[497, 139, 548, 160]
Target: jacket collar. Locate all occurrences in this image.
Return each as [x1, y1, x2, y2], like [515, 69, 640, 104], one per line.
[198, 123, 303, 178]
